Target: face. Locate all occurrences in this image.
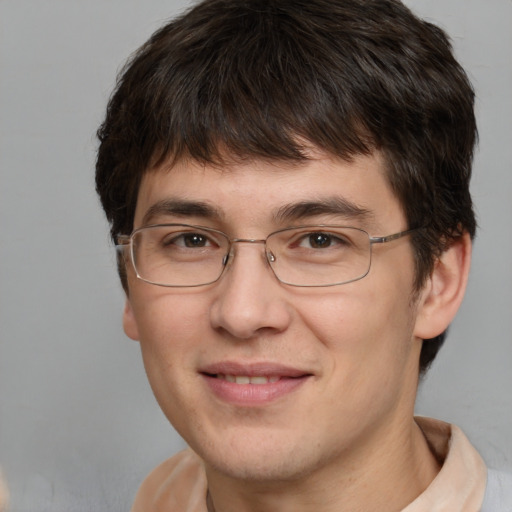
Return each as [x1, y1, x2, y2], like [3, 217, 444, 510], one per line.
[123, 151, 427, 483]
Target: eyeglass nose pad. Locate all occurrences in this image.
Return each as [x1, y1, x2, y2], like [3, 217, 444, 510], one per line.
[267, 250, 276, 263]
[222, 253, 230, 266]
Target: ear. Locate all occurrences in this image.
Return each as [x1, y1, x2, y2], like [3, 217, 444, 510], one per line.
[123, 297, 141, 341]
[413, 232, 472, 340]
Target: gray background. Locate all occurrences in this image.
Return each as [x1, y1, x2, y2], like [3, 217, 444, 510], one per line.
[0, 1, 510, 511]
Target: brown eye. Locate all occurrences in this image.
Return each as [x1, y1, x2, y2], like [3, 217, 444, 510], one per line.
[297, 232, 349, 250]
[182, 233, 209, 247]
[162, 232, 213, 249]
[308, 233, 333, 249]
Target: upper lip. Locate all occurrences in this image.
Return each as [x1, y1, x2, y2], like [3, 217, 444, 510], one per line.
[200, 361, 312, 378]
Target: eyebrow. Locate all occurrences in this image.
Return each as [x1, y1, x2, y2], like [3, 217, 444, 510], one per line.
[141, 199, 224, 226]
[141, 196, 373, 227]
[273, 197, 373, 224]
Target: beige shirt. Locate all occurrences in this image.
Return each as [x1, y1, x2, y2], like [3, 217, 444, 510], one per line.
[131, 417, 487, 512]
[0, 469, 8, 512]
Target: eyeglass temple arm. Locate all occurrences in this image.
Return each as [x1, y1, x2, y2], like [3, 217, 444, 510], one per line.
[369, 228, 419, 245]
[115, 234, 130, 245]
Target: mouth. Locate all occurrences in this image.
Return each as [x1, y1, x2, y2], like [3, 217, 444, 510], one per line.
[200, 363, 312, 405]
[208, 374, 281, 384]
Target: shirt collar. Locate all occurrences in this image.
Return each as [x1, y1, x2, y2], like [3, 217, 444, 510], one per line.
[131, 417, 487, 512]
[401, 417, 487, 511]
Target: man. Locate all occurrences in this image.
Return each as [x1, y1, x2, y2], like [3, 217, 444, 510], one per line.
[95, 0, 512, 510]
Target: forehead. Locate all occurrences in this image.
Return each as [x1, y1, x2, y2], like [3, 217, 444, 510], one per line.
[134, 151, 404, 232]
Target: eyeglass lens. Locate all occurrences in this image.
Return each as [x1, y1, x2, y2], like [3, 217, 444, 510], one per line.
[128, 224, 373, 287]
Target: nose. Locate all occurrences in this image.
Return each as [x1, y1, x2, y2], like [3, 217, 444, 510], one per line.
[209, 241, 293, 340]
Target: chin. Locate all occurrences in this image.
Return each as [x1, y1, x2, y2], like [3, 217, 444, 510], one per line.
[192, 428, 325, 483]
[207, 453, 315, 483]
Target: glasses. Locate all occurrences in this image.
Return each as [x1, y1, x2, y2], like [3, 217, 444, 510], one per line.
[116, 224, 417, 288]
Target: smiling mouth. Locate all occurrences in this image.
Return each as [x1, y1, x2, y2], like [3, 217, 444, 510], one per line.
[200, 363, 312, 404]
[210, 374, 282, 384]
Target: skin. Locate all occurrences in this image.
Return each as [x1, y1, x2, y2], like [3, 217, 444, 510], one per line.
[123, 150, 471, 512]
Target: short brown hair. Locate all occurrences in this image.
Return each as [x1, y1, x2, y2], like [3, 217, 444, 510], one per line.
[96, 0, 477, 373]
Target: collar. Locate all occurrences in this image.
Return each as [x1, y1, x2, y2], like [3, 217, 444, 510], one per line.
[401, 417, 487, 511]
[131, 417, 487, 512]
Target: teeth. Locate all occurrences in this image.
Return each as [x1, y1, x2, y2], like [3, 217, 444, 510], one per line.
[218, 374, 280, 384]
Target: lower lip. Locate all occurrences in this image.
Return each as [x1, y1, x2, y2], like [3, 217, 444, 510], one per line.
[201, 374, 310, 406]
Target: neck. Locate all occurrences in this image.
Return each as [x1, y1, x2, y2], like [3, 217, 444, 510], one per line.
[205, 418, 440, 512]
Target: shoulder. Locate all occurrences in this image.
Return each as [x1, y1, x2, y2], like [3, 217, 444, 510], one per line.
[130, 449, 208, 512]
[481, 468, 512, 511]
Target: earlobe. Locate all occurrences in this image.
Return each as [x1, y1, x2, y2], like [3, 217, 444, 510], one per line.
[123, 297, 141, 341]
[413, 232, 472, 340]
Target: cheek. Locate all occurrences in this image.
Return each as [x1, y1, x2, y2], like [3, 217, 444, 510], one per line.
[129, 290, 210, 382]
[129, 292, 212, 426]
[133, 290, 208, 343]
[297, 280, 417, 384]
[311, 296, 418, 440]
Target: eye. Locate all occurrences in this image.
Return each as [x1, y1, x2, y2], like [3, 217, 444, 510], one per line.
[164, 232, 213, 248]
[298, 232, 349, 249]
[305, 233, 334, 249]
[180, 233, 210, 248]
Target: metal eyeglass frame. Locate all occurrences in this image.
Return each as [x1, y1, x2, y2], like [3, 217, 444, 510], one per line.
[116, 224, 420, 288]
